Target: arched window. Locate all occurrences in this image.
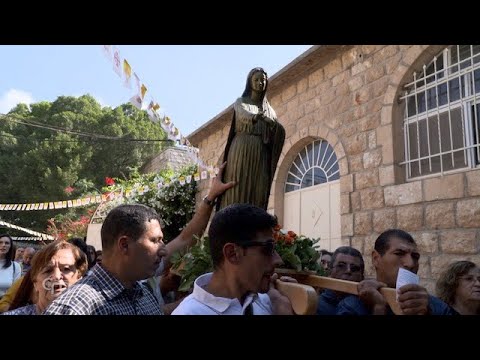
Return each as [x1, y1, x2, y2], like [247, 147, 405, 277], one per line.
[401, 45, 480, 179]
[285, 140, 339, 193]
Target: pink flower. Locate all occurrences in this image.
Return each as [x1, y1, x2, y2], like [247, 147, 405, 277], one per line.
[64, 186, 74, 195]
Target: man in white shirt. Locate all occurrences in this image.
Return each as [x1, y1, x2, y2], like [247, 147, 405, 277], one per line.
[173, 203, 294, 315]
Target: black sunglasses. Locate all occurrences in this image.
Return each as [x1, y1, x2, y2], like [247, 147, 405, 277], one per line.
[240, 240, 275, 256]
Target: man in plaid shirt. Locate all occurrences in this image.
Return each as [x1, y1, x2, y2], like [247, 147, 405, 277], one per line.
[44, 163, 234, 315]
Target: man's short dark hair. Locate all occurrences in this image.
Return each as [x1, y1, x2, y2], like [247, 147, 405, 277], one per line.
[101, 204, 162, 251]
[374, 229, 416, 256]
[208, 204, 277, 268]
[67, 237, 88, 257]
[330, 246, 365, 274]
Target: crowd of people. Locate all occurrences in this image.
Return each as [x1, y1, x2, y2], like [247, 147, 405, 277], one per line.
[0, 162, 478, 315]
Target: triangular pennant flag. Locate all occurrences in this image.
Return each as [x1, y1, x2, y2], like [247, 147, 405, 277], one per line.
[67, 200, 73, 208]
[123, 59, 132, 89]
[186, 175, 192, 184]
[148, 112, 159, 123]
[102, 45, 112, 60]
[112, 47, 122, 77]
[152, 103, 160, 111]
[194, 172, 200, 182]
[140, 84, 147, 100]
[179, 176, 185, 185]
[133, 72, 141, 95]
[201, 170, 208, 180]
[129, 94, 143, 110]
[147, 100, 154, 111]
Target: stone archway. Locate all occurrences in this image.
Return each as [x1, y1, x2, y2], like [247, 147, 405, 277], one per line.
[378, 45, 447, 183]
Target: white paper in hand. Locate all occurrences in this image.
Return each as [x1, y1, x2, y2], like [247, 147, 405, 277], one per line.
[396, 268, 419, 300]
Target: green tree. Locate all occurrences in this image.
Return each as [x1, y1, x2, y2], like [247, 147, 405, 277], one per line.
[0, 95, 168, 233]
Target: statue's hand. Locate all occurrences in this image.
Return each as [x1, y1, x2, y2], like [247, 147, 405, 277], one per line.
[253, 112, 264, 122]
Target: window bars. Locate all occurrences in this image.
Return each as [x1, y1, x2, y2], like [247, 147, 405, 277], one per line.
[400, 45, 480, 180]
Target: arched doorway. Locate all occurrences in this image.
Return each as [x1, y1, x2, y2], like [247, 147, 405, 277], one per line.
[283, 139, 341, 251]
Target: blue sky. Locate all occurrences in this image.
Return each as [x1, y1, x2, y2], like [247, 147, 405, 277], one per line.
[0, 45, 312, 136]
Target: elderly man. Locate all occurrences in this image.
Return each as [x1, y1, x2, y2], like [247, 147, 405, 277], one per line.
[21, 247, 36, 275]
[317, 246, 364, 315]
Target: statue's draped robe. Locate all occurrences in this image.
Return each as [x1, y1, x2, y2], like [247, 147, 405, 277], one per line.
[219, 97, 285, 210]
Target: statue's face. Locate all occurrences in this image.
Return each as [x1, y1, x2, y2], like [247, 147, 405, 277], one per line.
[251, 72, 267, 92]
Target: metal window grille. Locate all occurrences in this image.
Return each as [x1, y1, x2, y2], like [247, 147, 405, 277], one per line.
[285, 140, 339, 193]
[400, 45, 480, 180]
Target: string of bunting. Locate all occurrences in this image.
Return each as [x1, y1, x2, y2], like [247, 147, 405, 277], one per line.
[0, 220, 54, 240]
[0, 164, 220, 211]
[0, 47, 221, 212]
[101, 45, 214, 171]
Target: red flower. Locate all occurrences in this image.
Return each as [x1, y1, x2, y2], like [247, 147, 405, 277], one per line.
[64, 186, 74, 195]
[105, 177, 115, 186]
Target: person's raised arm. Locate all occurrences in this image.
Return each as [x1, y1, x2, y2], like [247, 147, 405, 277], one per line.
[163, 162, 235, 265]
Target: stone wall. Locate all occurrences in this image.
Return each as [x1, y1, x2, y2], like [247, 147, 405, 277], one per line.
[187, 45, 480, 292]
[142, 147, 194, 174]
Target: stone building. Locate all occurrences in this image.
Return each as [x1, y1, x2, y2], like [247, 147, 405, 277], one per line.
[141, 146, 195, 174]
[188, 45, 480, 291]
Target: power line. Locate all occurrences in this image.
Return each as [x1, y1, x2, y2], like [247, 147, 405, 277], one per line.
[0, 133, 173, 143]
[0, 113, 174, 143]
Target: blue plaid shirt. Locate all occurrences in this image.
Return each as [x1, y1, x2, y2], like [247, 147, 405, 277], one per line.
[43, 264, 163, 315]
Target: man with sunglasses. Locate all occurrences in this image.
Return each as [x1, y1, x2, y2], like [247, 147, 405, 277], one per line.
[336, 229, 455, 315]
[316, 246, 364, 315]
[172, 203, 295, 315]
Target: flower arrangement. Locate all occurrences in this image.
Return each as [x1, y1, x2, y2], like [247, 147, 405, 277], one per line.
[273, 225, 324, 274]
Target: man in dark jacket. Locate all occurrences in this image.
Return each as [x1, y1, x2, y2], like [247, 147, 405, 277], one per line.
[337, 229, 455, 315]
[317, 246, 364, 315]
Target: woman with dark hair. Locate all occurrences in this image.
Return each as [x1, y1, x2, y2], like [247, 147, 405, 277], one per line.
[218, 67, 285, 210]
[0, 234, 22, 299]
[436, 260, 480, 315]
[3, 240, 88, 315]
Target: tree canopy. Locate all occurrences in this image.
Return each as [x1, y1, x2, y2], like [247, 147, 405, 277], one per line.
[0, 94, 169, 232]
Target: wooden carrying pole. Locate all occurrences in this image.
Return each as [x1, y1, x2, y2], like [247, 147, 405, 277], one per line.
[275, 272, 402, 315]
[301, 275, 402, 315]
[274, 280, 318, 315]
